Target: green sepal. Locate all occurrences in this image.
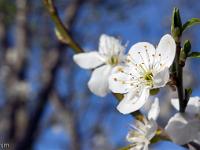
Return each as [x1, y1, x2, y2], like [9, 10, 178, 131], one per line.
[113, 93, 124, 101]
[150, 88, 160, 95]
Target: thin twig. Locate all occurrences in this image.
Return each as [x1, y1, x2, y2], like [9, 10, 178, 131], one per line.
[43, 0, 83, 53]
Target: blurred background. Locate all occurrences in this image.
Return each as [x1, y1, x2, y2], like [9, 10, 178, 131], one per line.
[0, 0, 200, 149]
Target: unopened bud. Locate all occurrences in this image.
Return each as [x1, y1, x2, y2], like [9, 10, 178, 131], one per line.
[171, 8, 182, 41]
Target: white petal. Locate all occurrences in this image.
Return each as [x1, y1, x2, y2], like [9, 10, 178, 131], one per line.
[117, 88, 149, 114]
[108, 73, 130, 93]
[165, 113, 200, 145]
[128, 42, 156, 70]
[171, 98, 180, 111]
[148, 98, 160, 120]
[88, 65, 112, 97]
[109, 66, 132, 93]
[73, 52, 105, 69]
[186, 96, 200, 115]
[99, 34, 125, 56]
[146, 119, 158, 140]
[153, 67, 169, 88]
[156, 34, 176, 68]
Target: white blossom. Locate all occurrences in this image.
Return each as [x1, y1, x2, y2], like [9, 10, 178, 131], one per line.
[165, 97, 200, 145]
[109, 34, 176, 114]
[73, 34, 125, 97]
[127, 98, 159, 150]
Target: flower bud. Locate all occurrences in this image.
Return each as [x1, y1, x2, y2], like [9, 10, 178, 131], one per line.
[183, 40, 191, 55]
[171, 8, 182, 41]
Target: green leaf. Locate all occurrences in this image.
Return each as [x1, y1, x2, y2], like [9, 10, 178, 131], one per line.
[182, 18, 200, 32]
[185, 88, 192, 95]
[188, 52, 200, 58]
[184, 88, 192, 110]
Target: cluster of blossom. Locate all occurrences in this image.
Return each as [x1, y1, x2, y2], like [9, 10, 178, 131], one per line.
[73, 34, 200, 150]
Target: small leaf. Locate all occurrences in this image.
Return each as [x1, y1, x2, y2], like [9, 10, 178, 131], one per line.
[150, 88, 160, 95]
[182, 18, 200, 32]
[184, 88, 192, 110]
[188, 52, 200, 58]
[185, 88, 192, 95]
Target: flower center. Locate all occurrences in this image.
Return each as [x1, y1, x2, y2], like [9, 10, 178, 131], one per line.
[108, 55, 119, 65]
[144, 72, 153, 86]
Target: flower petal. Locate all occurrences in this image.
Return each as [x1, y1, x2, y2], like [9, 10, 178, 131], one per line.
[88, 65, 112, 97]
[73, 52, 105, 69]
[128, 42, 156, 70]
[146, 119, 158, 140]
[148, 98, 160, 121]
[153, 67, 169, 88]
[171, 98, 180, 111]
[99, 34, 125, 56]
[186, 96, 200, 115]
[156, 34, 176, 68]
[165, 113, 200, 145]
[117, 88, 149, 114]
[109, 66, 132, 94]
